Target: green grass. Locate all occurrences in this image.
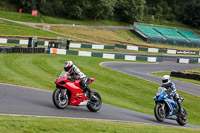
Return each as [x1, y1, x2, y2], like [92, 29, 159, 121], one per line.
[1, 10, 200, 51]
[183, 69, 200, 74]
[0, 20, 67, 38]
[0, 54, 200, 126]
[43, 16, 130, 26]
[1, 115, 200, 133]
[0, 10, 41, 23]
[0, 10, 129, 26]
[50, 26, 200, 51]
[0, 43, 28, 47]
[151, 72, 200, 86]
[0, 43, 122, 53]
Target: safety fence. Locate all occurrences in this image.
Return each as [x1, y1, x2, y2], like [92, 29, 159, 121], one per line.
[69, 43, 115, 49]
[0, 38, 115, 50]
[1, 38, 200, 55]
[50, 48, 163, 62]
[0, 47, 45, 53]
[115, 44, 200, 55]
[146, 37, 200, 48]
[171, 71, 200, 81]
[177, 58, 200, 64]
[0, 38, 49, 46]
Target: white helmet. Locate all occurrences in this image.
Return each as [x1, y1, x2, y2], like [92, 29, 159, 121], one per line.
[162, 75, 171, 84]
[64, 61, 74, 72]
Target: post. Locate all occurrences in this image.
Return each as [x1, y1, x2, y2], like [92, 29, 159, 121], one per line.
[28, 37, 32, 47]
[66, 39, 71, 50]
[34, 42, 38, 47]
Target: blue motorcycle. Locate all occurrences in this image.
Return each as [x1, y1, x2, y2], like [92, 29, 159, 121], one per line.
[153, 87, 188, 126]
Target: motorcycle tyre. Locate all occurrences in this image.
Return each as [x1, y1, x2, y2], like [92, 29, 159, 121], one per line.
[154, 103, 166, 122]
[52, 88, 69, 109]
[177, 108, 188, 126]
[87, 91, 102, 112]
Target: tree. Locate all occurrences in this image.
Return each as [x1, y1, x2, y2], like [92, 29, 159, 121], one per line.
[182, 2, 200, 27]
[88, 0, 116, 20]
[63, 0, 91, 20]
[115, 0, 145, 23]
[19, 0, 37, 12]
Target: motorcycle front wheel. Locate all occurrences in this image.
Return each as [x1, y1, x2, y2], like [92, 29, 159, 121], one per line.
[154, 103, 166, 122]
[52, 89, 69, 109]
[177, 108, 188, 126]
[87, 91, 102, 112]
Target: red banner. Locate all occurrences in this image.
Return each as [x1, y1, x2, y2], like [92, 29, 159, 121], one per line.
[19, 9, 22, 13]
[32, 10, 37, 16]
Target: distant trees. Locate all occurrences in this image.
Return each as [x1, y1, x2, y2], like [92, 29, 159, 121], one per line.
[15, 0, 145, 22]
[115, 0, 145, 23]
[89, 0, 116, 20]
[4, 0, 200, 27]
[182, 2, 200, 27]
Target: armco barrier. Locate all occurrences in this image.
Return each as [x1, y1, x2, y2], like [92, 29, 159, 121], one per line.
[115, 44, 200, 55]
[177, 58, 200, 64]
[171, 71, 200, 81]
[0, 47, 13, 53]
[1, 38, 200, 55]
[50, 48, 163, 62]
[0, 38, 115, 50]
[0, 47, 45, 53]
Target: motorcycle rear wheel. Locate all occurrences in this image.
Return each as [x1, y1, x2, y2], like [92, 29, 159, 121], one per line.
[87, 91, 102, 112]
[154, 103, 166, 122]
[52, 89, 69, 109]
[177, 108, 188, 126]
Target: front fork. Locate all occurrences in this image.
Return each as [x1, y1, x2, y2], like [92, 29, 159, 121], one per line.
[60, 89, 67, 99]
[159, 103, 165, 114]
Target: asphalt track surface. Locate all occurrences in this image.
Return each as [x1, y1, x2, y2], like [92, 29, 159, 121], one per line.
[0, 62, 200, 129]
[101, 62, 200, 97]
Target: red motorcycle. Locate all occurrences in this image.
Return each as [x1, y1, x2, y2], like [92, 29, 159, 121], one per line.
[52, 71, 102, 112]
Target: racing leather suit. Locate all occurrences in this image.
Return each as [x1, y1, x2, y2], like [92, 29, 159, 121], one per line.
[161, 82, 183, 113]
[67, 65, 90, 93]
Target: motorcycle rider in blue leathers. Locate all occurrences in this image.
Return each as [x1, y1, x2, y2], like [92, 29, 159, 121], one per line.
[161, 75, 183, 115]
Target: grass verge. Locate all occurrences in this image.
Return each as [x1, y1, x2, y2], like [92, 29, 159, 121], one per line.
[0, 20, 71, 39]
[0, 115, 200, 133]
[0, 10, 129, 26]
[51, 26, 200, 51]
[0, 54, 200, 126]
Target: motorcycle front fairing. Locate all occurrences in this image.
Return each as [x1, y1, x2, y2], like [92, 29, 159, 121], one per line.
[154, 91, 178, 120]
[64, 80, 87, 105]
[55, 71, 88, 106]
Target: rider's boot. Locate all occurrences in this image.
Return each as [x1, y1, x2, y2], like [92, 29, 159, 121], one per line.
[82, 85, 92, 99]
[177, 99, 186, 119]
[177, 99, 183, 112]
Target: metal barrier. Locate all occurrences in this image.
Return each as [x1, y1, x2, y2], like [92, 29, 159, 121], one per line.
[0, 47, 45, 53]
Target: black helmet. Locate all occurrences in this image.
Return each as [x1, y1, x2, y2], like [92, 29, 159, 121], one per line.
[64, 61, 73, 72]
